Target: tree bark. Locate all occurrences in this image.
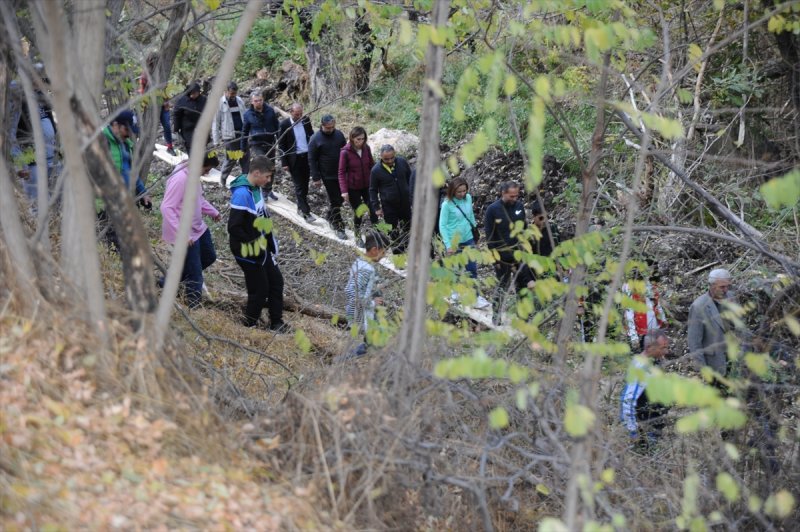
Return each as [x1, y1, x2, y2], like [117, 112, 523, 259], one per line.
[352, 10, 374, 93]
[32, 0, 109, 347]
[132, 0, 191, 187]
[397, 0, 450, 364]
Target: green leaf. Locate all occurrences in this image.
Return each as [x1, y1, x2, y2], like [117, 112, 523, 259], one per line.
[677, 88, 693, 104]
[764, 490, 795, 518]
[785, 315, 800, 336]
[744, 353, 770, 378]
[564, 403, 595, 437]
[488, 406, 509, 429]
[536, 483, 550, 495]
[355, 203, 369, 217]
[538, 517, 568, 532]
[768, 15, 785, 34]
[504, 74, 518, 96]
[399, 19, 413, 45]
[294, 330, 312, 354]
[716, 472, 739, 502]
[760, 170, 800, 209]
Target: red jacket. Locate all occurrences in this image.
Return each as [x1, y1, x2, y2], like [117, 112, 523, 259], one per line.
[338, 143, 374, 193]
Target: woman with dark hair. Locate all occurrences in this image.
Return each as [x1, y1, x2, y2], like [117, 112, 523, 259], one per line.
[338, 126, 378, 245]
[438, 177, 490, 309]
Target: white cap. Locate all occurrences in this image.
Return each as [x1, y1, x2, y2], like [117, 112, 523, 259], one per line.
[708, 268, 731, 283]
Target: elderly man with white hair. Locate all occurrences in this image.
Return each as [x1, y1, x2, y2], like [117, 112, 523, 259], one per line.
[687, 268, 733, 376]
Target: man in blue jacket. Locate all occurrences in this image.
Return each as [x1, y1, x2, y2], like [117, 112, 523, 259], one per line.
[227, 156, 287, 332]
[484, 181, 526, 323]
[241, 91, 280, 199]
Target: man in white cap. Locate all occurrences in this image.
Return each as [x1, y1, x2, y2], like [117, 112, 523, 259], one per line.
[687, 268, 733, 376]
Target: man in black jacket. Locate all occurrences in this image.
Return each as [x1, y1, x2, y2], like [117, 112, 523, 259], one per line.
[369, 144, 412, 254]
[484, 181, 527, 323]
[173, 82, 207, 154]
[516, 201, 558, 292]
[308, 114, 347, 238]
[279, 103, 315, 221]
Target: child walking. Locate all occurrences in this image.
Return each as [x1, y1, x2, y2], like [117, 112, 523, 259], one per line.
[344, 231, 387, 356]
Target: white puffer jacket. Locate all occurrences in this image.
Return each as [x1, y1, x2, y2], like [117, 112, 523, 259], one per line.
[212, 95, 245, 145]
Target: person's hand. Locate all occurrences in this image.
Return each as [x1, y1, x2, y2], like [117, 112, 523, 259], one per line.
[211, 213, 221, 222]
[312, 180, 322, 188]
[282, 166, 289, 173]
[139, 195, 153, 210]
[188, 238, 195, 246]
[374, 296, 384, 306]
[17, 168, 31, 179]
[527, 280, 535, 289]
[446, 248, 456, 255]
[376, 209, 383, 218]
[341, 192, 349, 202]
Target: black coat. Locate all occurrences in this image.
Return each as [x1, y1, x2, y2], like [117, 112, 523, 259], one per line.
[278, 116, 314, 168]
[484, 199, 527, 263]
[173, 93, 207, 136]
[308, 129, 346, 180]
[369, 156, 413, 215]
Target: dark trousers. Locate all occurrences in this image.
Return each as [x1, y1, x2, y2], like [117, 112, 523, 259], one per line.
[220, 137, 242, 184]
[492, 261, 517, 318]
[288, 156, 311, 215]
[347, 187, 378, 233]
[182, 228, 216, 308]
[237, 255, 284, 327]
[322, 178, 345, 231]
[384, 209, 411, 253]
[160, 107, 173, 146]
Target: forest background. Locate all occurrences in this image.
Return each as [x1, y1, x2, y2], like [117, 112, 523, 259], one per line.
[1, 0, 800, 530]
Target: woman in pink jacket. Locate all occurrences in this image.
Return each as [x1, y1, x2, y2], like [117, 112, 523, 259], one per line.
[160, 152, 221, 307]
[338, 126, 378, 245]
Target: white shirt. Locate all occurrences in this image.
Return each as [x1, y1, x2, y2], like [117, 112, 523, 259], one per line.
[292, 119, 308, 154]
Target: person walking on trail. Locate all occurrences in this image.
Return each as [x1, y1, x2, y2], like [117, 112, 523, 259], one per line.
[438, 177, 490, 310]
[345, 231, 387, 358]
[369, 144, 413, 254]
[173, 82, 207, 155]
[228, 157, 288, 333]
[339, 126, 378, 246]
[484, 181, 527, 324]
[620, 329, 671, 448]
[240, 91, 280, 199]
[622, 258, 667, 351]
[212, 81, 246, 188]
[279, 102, 315, 221]
[687, 268, 738, 378]
[139, 52, 176, 156]
[160, 152, 221, 308]
[515, 201, 559, 293]
[308, 114, 347, 239]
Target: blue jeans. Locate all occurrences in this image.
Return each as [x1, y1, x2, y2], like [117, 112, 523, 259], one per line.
[182, 229, 216, 307]
[160, 106, 173, 145]
[458, 238, 478, 279]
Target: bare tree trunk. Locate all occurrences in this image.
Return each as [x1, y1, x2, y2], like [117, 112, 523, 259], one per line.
[131, 0, 191, 185]
[153, 0, 265, 350]
[352, 10, 374, 93]
[32, 0, 109, 347]
[397, 0, 450, 364]
[305, 40, 339, 105]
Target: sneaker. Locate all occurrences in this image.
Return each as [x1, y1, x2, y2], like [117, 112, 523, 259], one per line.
[269, 321, 290, 334]
[474, 296, 491, 310]
[268, 191, 279, 200]
[220, 176, 228, 188]
[335, 229, 347, 240]
[303, 212, 317, 223]
[166, 146, 177, 156]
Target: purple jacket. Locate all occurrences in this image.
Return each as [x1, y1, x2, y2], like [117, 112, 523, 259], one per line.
[338, 143, 374, 193]
[160, 162, 219, 245]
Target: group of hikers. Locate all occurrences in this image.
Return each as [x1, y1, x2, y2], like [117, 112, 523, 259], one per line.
[10, 67, 756, 449]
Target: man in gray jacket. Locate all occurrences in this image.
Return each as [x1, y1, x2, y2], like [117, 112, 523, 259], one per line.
[687, 268, 734, 376]
[212, 81, 245, 187]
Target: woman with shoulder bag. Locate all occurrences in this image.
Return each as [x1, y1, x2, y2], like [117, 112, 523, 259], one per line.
[438, 177, 490, 309]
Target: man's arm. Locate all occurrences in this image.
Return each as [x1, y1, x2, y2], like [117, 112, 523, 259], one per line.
[620, 382, 641, 437]
[369, 167, 382, 215]
[484, 204, 498, 249]
[173, 103, 183, 134]
[240, 113, 251, 152]
[308, 136, 321, 181]
[686, 302, 705, 369]
[211, 105, 222, 146]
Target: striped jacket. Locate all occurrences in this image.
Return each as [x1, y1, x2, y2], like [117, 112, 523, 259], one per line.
[345, 258, 379, 333]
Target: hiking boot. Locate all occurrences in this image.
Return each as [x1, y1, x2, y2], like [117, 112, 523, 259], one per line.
[166, 145, 177, 156]
[303, 212, 317, 222]
[220, 176, 228, 188]
[268, 191, 279, 200]
[335, 229, 347, 240]
[269, 321, 291, 334]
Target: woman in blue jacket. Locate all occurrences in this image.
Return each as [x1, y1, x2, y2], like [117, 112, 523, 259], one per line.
[438, 177, 490, 309]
